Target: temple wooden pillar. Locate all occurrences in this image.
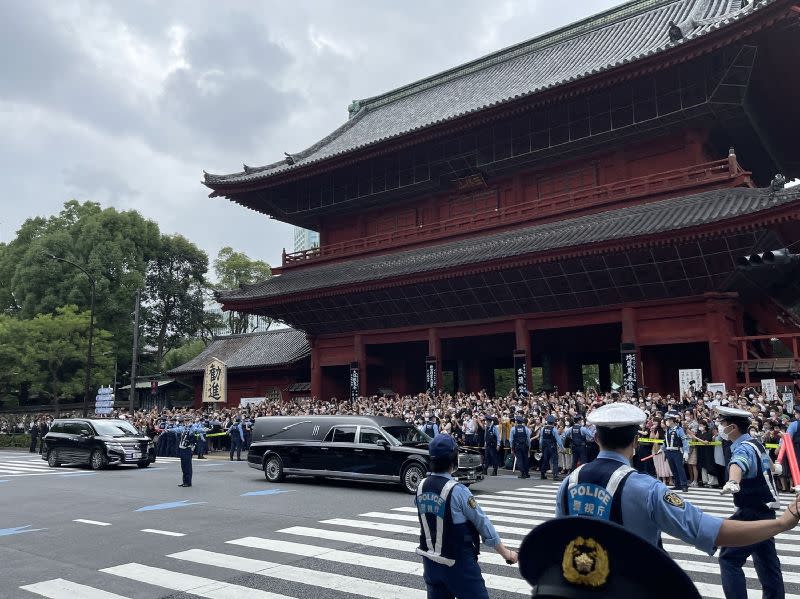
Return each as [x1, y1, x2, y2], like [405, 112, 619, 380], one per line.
[550, 354, 569, 393]
[465, 358, 482, 394]
[428, 328, 443, 394]
[706, 295, 739, 390]
[310, 337, 322, 400]
[515, 318, 533, 393]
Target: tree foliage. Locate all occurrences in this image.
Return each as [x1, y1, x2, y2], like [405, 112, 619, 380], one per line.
[213, 246, 272, 335]
[142, 234, 208, 371]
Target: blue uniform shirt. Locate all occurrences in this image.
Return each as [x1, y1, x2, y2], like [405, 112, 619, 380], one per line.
[729, 433, 768, 478]
[189, 422, 206, 440]
[784, 420, 798, 444]
[555, 450, 723, 555]
[540, 426, 564, 448]
[229, 423, 244, 442]
[563, 426, 594, 443]
[417, 472, 501, 548]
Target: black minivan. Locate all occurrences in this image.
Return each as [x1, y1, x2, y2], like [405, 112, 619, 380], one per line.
[247, 415, 484, 493]
[43, 418, 155, 470]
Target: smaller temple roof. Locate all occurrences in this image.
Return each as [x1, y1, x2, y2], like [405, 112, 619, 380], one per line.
[204, 0, 777, 189]
[167, 328, 310, 376]
[219, 185, 800, 305]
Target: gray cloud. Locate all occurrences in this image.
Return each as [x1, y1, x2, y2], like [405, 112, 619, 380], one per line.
[1, 0, 625, 267]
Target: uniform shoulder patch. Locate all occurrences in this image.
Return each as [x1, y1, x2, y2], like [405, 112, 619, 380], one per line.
[663, 492, 685, 509]
[467, 496, 477, 509]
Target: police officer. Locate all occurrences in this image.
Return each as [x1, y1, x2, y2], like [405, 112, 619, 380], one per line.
[191, 418, 208, 459]
[716, 406, 785, 599]
[415, 434, 517, 598]
[555, 403, 800, 558]
[420, 414, 439, 438]
[785, 404, 800, 478]
[171, 416, 194, 488]
[663, 411, 689, 492]
[511, 415, 532, 479]
[565, 415, 594, 472]
[228, 417, 245, 461]
[483, 416, 500, 476]
[540, 415, 563, 480]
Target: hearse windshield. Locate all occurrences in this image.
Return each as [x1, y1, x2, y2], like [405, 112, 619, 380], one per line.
[92, 420, 141, 437]
[383, 425, 431, 445]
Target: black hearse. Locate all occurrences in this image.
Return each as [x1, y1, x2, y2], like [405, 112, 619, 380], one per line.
[247, 416, 483, 493]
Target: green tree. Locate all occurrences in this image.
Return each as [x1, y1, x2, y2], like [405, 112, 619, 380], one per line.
[0, 200, 160, 372]
[213, 246, 272, 334]
[142, 234, 208, 371]
[163, 339, 206, 372]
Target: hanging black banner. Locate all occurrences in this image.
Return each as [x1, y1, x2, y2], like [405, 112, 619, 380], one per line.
[349, 361, 360, 404]
[425, 356, 438, 395]
[513, 350, 528, 396]
[620, 343, 638, 397]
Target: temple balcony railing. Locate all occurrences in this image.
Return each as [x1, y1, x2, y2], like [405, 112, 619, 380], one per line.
[734, 333, 800, 389]
[282, 155, 751, 268]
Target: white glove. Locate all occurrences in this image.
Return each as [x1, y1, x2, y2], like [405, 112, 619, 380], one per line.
[683, 452, 689, 462]
[720, 480, 740, 495]
[772, 463, 783, 477]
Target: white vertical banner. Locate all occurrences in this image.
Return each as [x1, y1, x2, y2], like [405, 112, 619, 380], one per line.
[706, 383, 726, 396]
[678, 369, 702, 397]
[760, 379, 778, 402]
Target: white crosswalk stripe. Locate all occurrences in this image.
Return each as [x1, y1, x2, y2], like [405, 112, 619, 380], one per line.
[0, 455, 82, 477]
[18, 482, 800, 598]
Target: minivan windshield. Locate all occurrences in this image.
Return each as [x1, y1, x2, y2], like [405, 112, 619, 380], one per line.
[383, 425, 431, 445]
[92, 420, 141, 437]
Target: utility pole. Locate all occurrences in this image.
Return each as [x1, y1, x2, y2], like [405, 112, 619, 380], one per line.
[130, 289, 141, 413]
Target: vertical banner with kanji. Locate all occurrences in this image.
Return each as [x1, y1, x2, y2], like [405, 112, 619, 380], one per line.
[349, 361, 360, 404]
[513, 350, 528, 396]
[761, 379, 778, 402]
[621, 343, 638, 397]
[425, 356, 438, 395]
[202, 357, 227, 403]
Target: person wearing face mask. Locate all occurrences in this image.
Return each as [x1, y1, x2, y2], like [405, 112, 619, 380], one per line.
[716, 406, 786, 599]
[556, 403, 800, 563]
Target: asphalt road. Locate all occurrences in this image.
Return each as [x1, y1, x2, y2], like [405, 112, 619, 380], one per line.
[1, 449, 799, 598]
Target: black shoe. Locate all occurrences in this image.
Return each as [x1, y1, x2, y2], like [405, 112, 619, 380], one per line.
[671, 486, 681, 491]
[198, 456, 206, 459]
[237, 458, 243, 461]
[540, 475, 547, 480]
[178, 483, 191, 487]
[518, 474, 526, 479]
[682, 488, 689, 493]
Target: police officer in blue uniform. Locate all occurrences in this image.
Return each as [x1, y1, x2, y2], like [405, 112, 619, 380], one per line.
[663, 411, 689, 492]
[483, 416, 500, 476]
[169, 416, 195, 488]
[555, 403, 800, 559]
[228, 417, 245, 461]
[565, 415, 594, 473]
[511, 415, 532, 479]
[540, 415, 563, 480]
[716, 406, 786, 599]
[191, 418, 208, 459]
[416, 434, 517, 598]
[420, 414, 439, 438]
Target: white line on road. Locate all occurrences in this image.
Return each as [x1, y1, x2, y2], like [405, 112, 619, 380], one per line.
[20, 578, 130, 599]
[73, 519, 111, 526]
[140, 528, 185, 537]
[100, 563, 290, 599]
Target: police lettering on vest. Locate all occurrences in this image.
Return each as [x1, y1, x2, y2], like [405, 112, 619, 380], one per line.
[512, 425, 528, 451]
[542, 425, 556, 446]
[561, 459, 635, 524]
[571, 425, 585, 448]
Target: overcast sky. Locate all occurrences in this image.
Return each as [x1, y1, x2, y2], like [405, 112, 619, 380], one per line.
[1, 0, 624, 268]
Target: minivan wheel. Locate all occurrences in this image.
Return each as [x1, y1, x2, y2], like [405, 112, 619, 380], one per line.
[264, 455, 285, 482]
[401, 463, 425, 494]
[47, 449, 61, 468]
[90, 449, 107, 470]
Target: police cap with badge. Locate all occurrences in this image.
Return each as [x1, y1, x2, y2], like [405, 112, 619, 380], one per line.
[518, 516, 701, 598]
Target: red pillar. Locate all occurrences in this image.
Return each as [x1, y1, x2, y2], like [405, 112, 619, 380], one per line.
[310, 336, 322, 401]
[515, 318, 533, 392]
[354, 334, 366, 397]
[428, 328, 442, 395]
[706, 297, 739, 390]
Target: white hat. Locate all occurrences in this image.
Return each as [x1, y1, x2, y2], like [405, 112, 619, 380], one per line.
[715, 406, 752, 420]
[587, 402, 646, 428]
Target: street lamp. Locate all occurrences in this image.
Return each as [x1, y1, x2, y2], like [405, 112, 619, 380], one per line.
[43, 253, 96, 417]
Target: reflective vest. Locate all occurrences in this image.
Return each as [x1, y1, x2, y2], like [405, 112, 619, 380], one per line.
[424, 423, 436, 437]
[485, 425, 498, 447]
[415, 476, 480, 566]
[560, 458, 635, 525]
[512, 425, 529, 453]
[571, 425, 585, 448]
[735, 439, 780, 511]
[541, 425, 557, 447]
[666, 427, 683, 449]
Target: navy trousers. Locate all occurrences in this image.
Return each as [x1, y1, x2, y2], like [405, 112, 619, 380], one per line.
[178, 447, 193, 486]
[230, 438, 242, 460]
[720, 508, 784, 599]
[484, 445, 499, 473]
[515, 447, 529, 476]
[422, 551, 490, 599]
[540, 443, 558, 477]
[571, 446, 587, 471]
[665, 450, 688, 489]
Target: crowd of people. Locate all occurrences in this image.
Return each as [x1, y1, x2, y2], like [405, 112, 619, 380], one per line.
[1, 385, 797, 489]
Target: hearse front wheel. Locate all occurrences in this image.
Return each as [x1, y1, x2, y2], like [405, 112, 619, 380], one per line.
[402, 463, 425, 494]
[264, 455, 285, 482]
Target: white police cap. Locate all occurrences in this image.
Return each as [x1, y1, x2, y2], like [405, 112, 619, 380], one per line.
[715, 406, 752, 420]
[587, 403, 646, 428]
